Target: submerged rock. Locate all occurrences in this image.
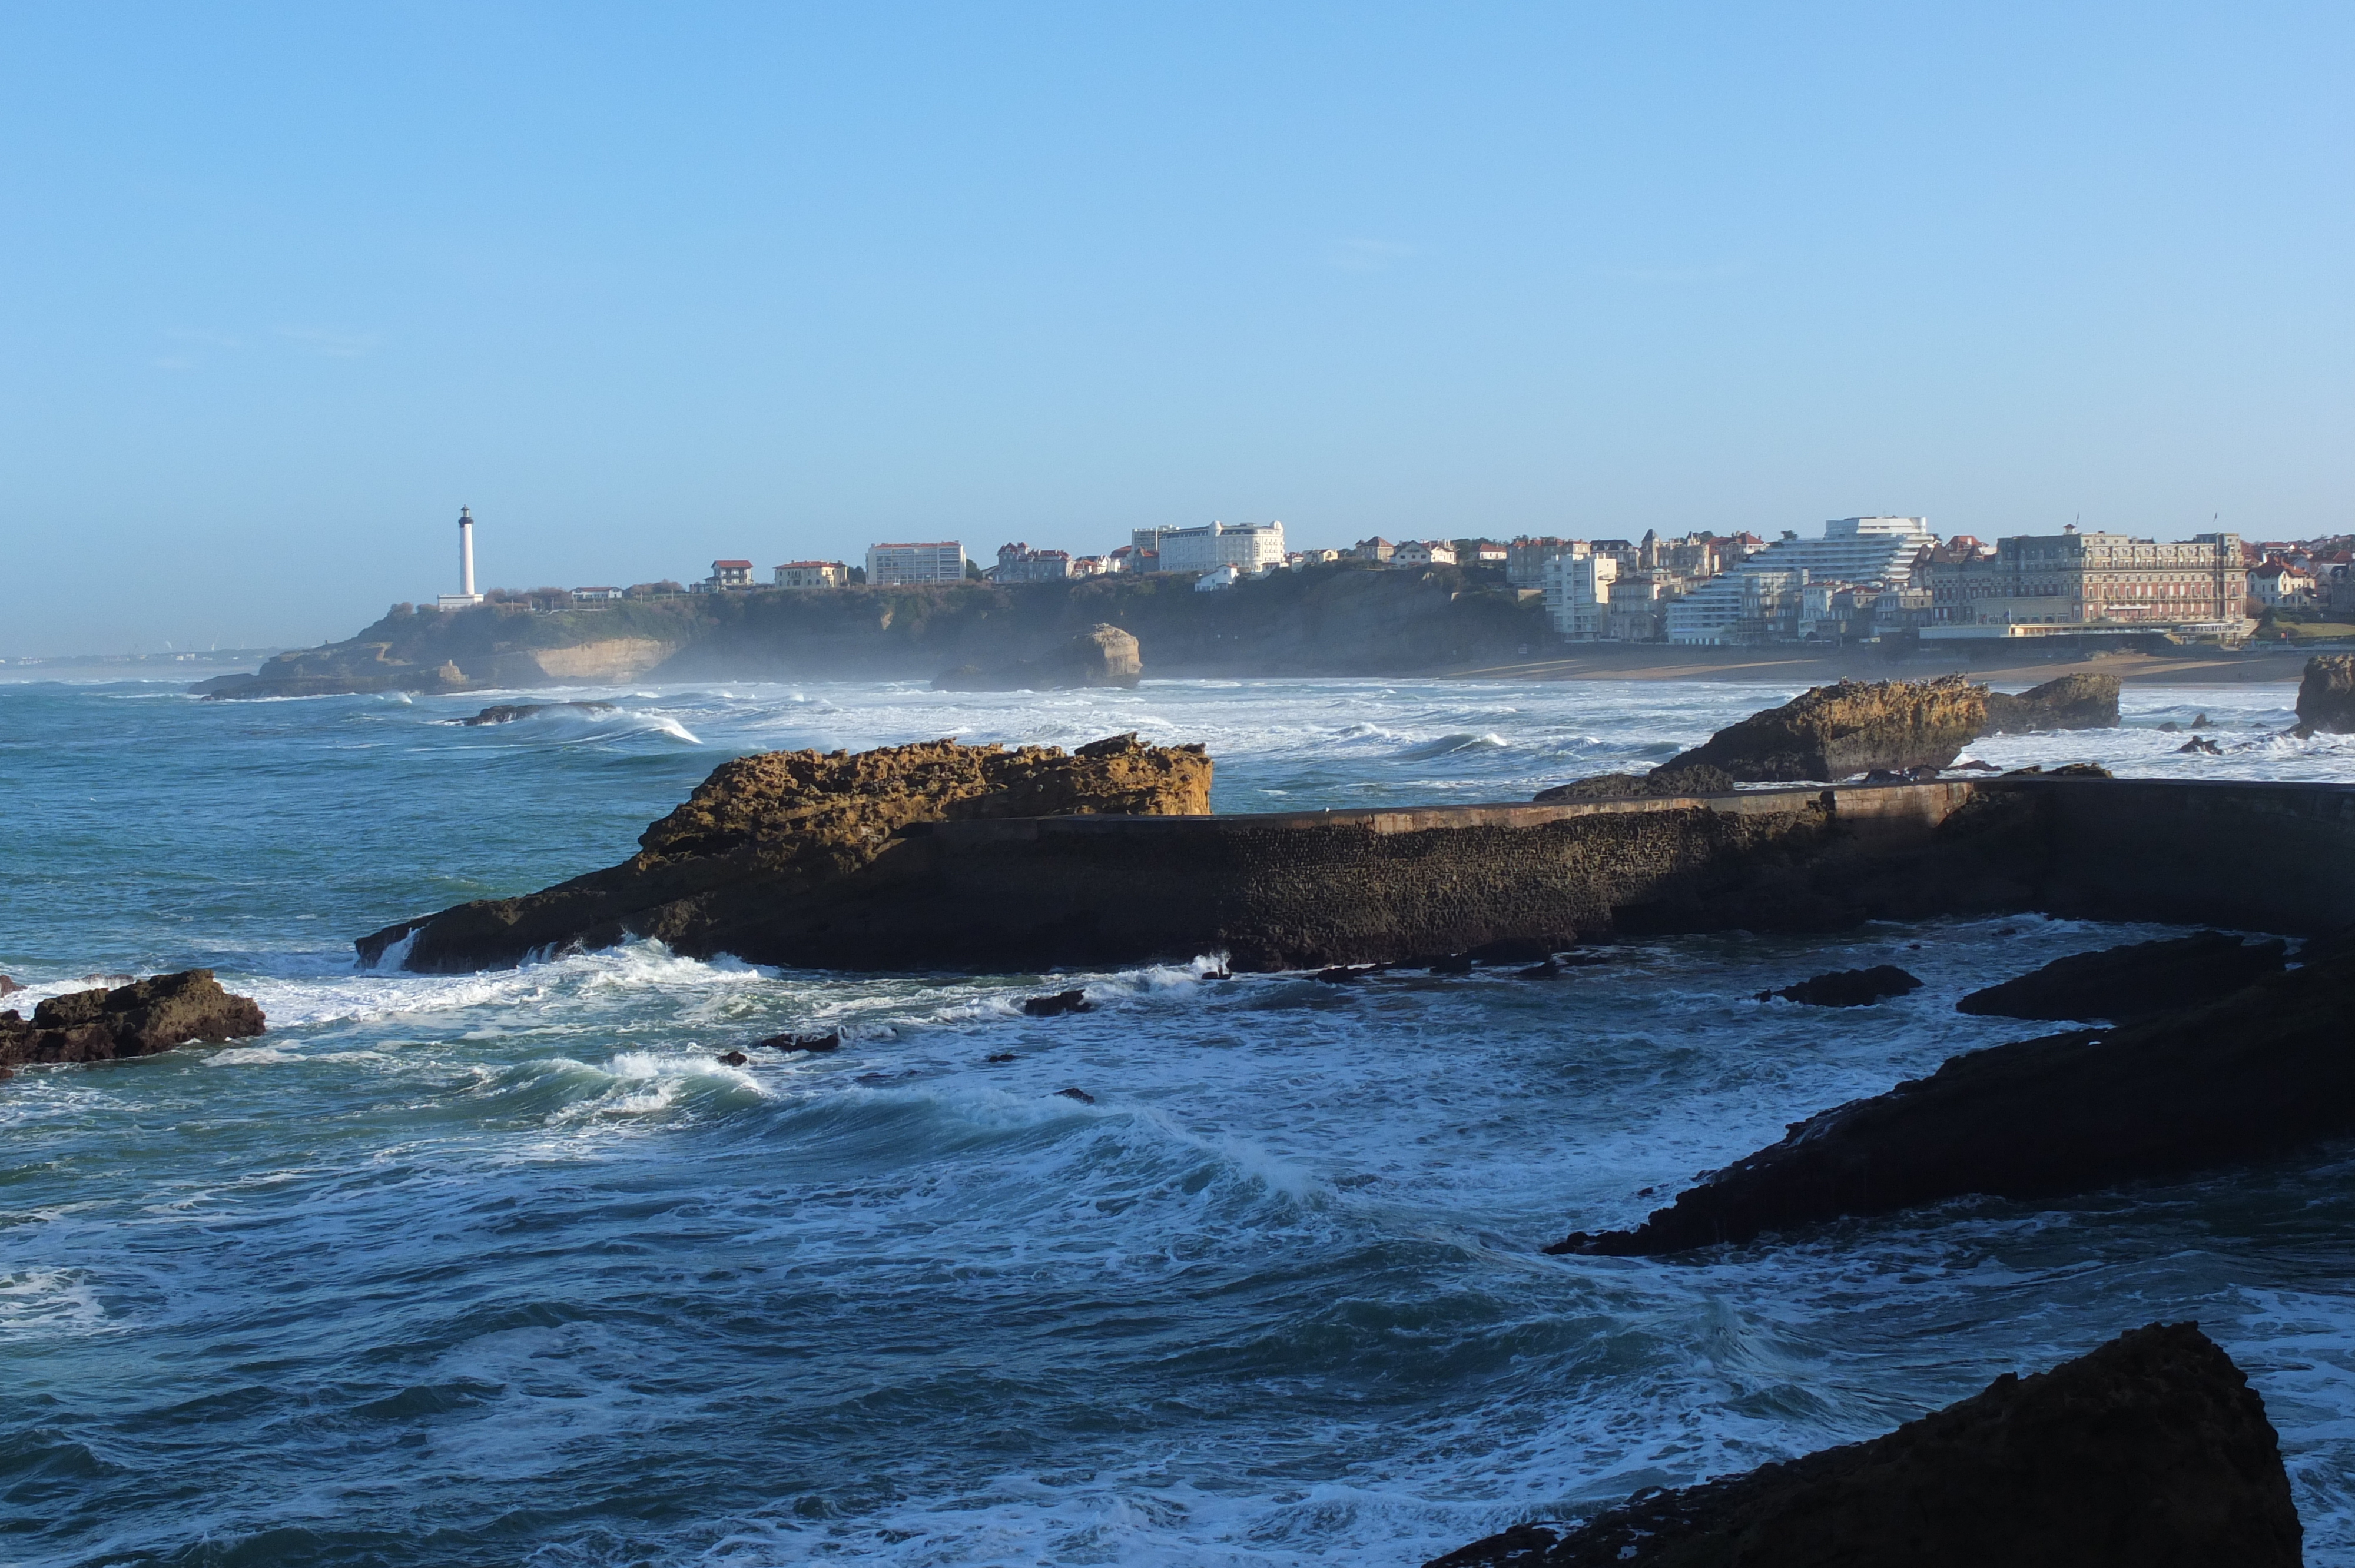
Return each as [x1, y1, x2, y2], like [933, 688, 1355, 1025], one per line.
[1654, 677, 1987, 783]
[754, 1031, 840, 1053]
[1957, 931, 2287, 1023]
[1549, 930, 2355, 1256]
[2294, 653, 2355, 735]
[355, 733, 1212, 972]
[0, 970, 266, 1070]
[1982, 673, 2121, 733]
[933, 623, 1143, 691]
[2180, 736, 2223, 755]
[1023, 989, 1092, 1016]
[1531, 764, 1735, 802]
[1758, 965, 1922, 1007]
[461, 700, 618, 726]
[1425, 1323, 2300, 1568]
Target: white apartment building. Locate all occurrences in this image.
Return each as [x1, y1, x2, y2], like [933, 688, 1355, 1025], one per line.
[1150, 521, 1288, 576]
[1393, 540, 1457, 567]
[1543, 553, 1617, 639]
[864, 541, 968, 586]
[1668, 517, 1937, 644]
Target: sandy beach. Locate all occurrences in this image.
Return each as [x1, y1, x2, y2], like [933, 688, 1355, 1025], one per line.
[1460, 641, 2329, 687]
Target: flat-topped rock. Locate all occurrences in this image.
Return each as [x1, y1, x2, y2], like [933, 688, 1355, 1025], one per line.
[1957, 930, 2287, 1023]
[1656, 677, 1988, 782]
[1426, 1323, 2300, 1568]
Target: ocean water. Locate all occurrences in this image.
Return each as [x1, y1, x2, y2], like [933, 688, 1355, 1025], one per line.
[5, 675, 2354, 1567]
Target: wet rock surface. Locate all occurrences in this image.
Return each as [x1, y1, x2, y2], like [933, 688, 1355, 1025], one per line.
[1958, 931, 2288, 1023]
[1549, 929, 2355, 1256]
[1758, 965, 1922, 1007]
[1022, 989, 1092, 1016]
[0, 970, 266, 1070]
[356, 734, 1212, 972]
[1531, 764, 1735, 802]
[1654, 677, 1987, 782]
[2294, 653, 2355, 735]
[933, 623, 1143, 691]
[461, 700, 618, 726]
[1982, 673, 2121, 733]
[1424, 1322, 2301, 1568]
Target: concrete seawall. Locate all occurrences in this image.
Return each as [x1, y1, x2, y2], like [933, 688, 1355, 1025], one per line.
[371, 777, 2355, 973]
[872, 778, 2355, 970]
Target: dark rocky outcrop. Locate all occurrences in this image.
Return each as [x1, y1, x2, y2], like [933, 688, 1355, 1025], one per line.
[1531, 765, 1735, 803]
[2294, 654, 2355, 736]
[1023, 989, 1092, 1016]
[0, 976, 18, 997]
[1981, 673, 2121, 733]
[1548, 929, 2355, 1256]
[1958, 932, 2288, 1023]
[0, 971, 266, 1071]
[356, 734, 1213, 972]
[933, 623, 1143, 691]
[1758, 965, 1922, 1007]
[754, 1031, 839, 1052]
[462, 700, 618, 726]
[1425, 1322, 2300, 1568]
[1655, 677, 1987, 783]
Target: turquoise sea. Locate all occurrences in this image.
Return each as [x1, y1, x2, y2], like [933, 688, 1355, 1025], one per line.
[6, 676, 2354, 1566]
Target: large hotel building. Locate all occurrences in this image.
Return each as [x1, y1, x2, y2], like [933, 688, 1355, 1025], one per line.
[1925, 529, 2245, 634]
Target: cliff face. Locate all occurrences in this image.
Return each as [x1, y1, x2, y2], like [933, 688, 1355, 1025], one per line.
[358, 735, 1213, 972]
[1428, 1323, 2300, 1568]
[1658, 677, 1989, 782]
[199, 564, 1557, 697]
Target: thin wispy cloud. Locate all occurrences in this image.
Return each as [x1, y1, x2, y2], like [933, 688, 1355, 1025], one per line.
[1327, 237, 1415, 273]
[276, 325, 382, 357]
[1593, 261, 1750, 284]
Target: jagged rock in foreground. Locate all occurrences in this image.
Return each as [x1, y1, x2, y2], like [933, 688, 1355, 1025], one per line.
[1654, 677, 1988, 783]
[1982, 672, 2121, 733]
[1548, 929, 2355, 1255]
[1530, 764, 1736, 803]
[0, 970, 266, 1071]
[1957, 931, 2288, 1022]
[2295, 653, 2355, 736]
[1425, 1322, 2300, 1568]
[934, 623, 1143, 691]
[357, 734, 1210, 972]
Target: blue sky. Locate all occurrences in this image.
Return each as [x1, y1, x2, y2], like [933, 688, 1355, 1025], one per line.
[2, 2, 2349, 655]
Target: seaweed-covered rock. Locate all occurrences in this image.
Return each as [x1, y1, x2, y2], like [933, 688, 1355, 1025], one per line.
[2294, 654, 2355, 736]
[933, 623, 1143, 691]
[1532, 765, 1736, 803]
[1759, 965, 1922, 1007]
[1425, 1323, 2300, 1568]
[1981, 673, 2121, 733]
[1958, 932, 2287, 1022]
[1548, 929, 2355, 1257]
[0, 970, 266, 1069]
[1655, 678, 1987, 783]
[356, 734, 1211, 972]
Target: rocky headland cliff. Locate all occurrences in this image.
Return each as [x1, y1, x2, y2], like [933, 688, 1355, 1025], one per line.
[1427, 1322, 2300, 1568]
[1, 970, 266, 1074]
[934, 623, 1142, 690]
[198, 563, 1553, 699]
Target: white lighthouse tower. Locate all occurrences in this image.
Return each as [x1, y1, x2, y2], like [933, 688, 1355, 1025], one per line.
[437, 508, 485, 609]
